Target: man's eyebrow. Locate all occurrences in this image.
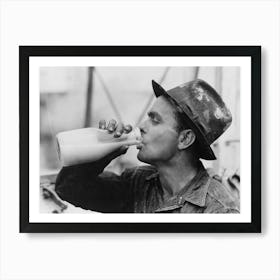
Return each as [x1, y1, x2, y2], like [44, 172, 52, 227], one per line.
[148, 111, 162, 120]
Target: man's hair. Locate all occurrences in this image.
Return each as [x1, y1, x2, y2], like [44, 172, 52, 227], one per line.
[164, 95, 201, 158]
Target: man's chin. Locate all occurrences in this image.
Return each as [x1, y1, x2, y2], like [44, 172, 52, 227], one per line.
[137, 150, 150, 164]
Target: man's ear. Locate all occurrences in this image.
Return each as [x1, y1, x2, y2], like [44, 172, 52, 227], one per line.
[178, 129, 196, 150]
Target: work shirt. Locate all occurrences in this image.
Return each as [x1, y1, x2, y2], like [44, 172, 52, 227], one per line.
[55, 160, 240, 213]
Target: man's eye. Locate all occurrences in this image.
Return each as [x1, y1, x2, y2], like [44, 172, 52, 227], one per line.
[151, 117, 160, 124]
[148, 113, 160, 124]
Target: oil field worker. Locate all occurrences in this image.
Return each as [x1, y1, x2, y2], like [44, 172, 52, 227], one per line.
[55, 79, 240, 213]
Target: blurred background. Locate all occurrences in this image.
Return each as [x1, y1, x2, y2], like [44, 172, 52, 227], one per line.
[40, 66, 240, 212]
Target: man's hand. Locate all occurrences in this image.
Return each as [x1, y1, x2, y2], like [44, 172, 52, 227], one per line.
[99, 119, 133, 137]
[98, 119, 133, 161]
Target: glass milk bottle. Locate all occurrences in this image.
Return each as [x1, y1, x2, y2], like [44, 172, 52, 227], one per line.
[56, 127, 141, 167]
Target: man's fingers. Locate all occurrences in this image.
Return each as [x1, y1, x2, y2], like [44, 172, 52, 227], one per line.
[99, 119, 132, 136]
[107, 119, 117, 133]
[114, 123, 124, 138]
[123, 124, 133, 133]
[99, 120, 106, 129]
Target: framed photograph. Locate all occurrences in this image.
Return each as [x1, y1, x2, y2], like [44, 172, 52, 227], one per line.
[20, 46, 261, 233]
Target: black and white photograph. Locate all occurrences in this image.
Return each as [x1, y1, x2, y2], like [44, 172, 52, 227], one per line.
[42, 66, 240, 214]
[20, 46, 260, 232]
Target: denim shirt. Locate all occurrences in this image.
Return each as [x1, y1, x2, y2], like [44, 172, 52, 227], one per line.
[55, 160, 240, 213]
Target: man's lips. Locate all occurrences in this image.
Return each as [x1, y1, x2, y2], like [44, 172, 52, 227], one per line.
[136, 143, 143, 149]
[136, 140, 145, 150]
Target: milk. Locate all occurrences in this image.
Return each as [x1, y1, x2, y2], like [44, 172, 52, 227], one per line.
[56, 127, 141, 166]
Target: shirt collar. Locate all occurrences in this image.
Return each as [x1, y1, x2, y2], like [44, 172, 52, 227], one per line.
[179, 164, 210, 207]
[145, 162, 211, 208]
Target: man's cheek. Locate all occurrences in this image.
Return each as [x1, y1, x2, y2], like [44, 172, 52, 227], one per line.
[156, 135, 175, 149]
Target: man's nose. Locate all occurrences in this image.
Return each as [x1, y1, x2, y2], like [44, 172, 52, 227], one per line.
[139, 120, 147, 135]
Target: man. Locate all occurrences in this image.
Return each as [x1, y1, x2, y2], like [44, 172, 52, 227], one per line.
[55, 79, 240, 213]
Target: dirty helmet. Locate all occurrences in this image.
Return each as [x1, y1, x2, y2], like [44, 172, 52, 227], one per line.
[152, 79, 232, 160]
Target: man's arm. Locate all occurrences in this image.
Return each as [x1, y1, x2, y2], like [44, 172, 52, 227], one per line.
[55, 149, 134, 213]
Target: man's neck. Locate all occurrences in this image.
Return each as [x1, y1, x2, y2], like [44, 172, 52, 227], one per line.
[156, 156, 200, 197]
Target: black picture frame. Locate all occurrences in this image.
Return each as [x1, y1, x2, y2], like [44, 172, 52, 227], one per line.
[20, 46, 261, 233]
